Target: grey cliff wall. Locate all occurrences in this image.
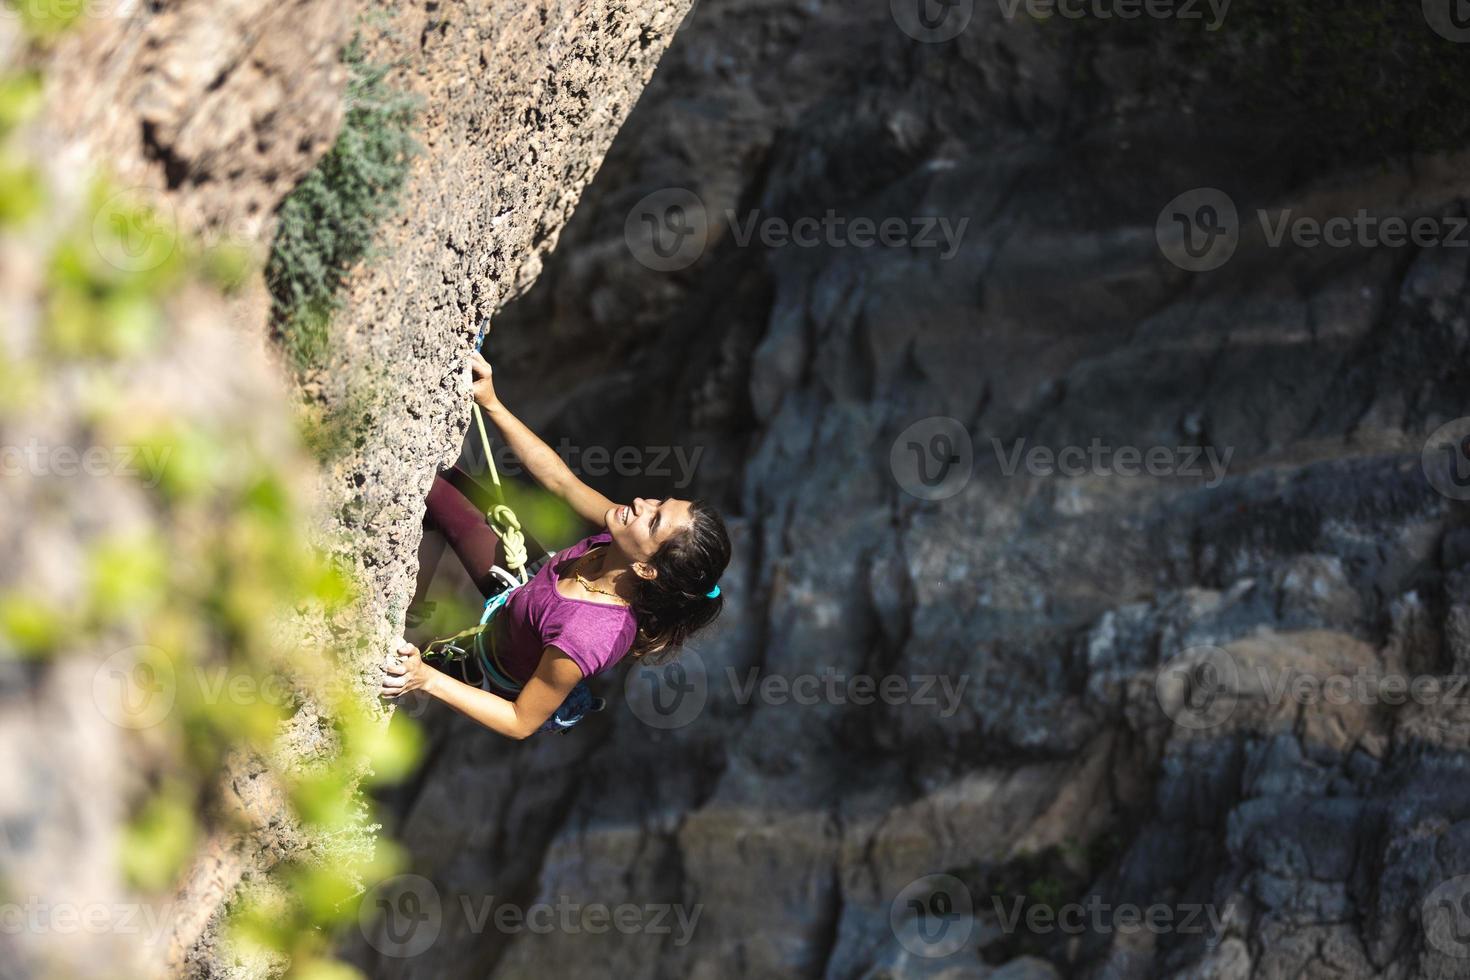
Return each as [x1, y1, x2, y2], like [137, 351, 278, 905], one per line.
[358, 2, 1470, 979]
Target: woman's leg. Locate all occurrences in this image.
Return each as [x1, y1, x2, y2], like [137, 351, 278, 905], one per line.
[422, 466, 549, 599]
[440, 466, 549, 564]
[424, 470, 509, 599]
[407, 529, 448, 624]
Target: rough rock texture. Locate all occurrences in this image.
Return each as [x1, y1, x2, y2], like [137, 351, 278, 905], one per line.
[350, 2, 1470, 978]
[316, 0, 697, 683]
[41, 0, 353, 253]
[204, 0, 697, 972]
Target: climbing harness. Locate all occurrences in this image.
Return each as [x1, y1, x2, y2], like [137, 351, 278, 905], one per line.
[418, 328, 605, 735]
[422, 573, 602, 735]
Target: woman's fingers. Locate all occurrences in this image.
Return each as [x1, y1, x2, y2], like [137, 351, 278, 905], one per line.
[382, 643, 423, 696]
[469, 351, 492, 378]
[382, 641, 421, 697]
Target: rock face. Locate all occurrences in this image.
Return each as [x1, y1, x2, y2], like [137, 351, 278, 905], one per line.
[41, 0, 353, 252]
[318, 0, 698, 684]
[354, 1, 1470, 978]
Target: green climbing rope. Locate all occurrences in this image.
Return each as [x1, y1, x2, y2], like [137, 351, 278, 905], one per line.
[472, 396, 527, 583]
[418, 346, 528, 668]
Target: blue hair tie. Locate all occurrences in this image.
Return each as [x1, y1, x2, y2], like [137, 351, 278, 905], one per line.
[705, 585, 721, 599]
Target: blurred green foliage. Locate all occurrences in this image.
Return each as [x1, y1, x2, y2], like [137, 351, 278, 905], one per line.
[121, 787, 199, 893]
[296, 379, 381, 464]
[0, 73, 45, 227]
[0, 71, 43, 135]
[0, 156, 41, 225]
[265, 40, 420, 372]
[0, 32, 424, 977]
[0, 593, 68, 657]
[45, 185, 186, 358]
[498, 476, 585, 551]
[2, 0, 86, 37]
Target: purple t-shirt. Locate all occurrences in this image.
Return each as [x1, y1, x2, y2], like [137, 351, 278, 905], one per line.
[494, 531, 638, 683]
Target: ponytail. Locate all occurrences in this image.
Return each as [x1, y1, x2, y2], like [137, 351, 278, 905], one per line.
[628, 500, 731, 663]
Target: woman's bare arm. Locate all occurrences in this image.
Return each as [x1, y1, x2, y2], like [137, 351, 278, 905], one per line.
[471, 351, 615, 528]
[382, 641, 584, 740]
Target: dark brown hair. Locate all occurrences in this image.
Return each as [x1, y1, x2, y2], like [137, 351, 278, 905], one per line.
[628, 500, 731, 662]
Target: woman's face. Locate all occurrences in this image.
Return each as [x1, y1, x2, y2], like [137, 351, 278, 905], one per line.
[606, 497, 693, 563]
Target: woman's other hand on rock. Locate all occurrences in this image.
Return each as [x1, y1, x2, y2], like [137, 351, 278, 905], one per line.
[470, 351, 500, 411]
[381, 641, 436, 698]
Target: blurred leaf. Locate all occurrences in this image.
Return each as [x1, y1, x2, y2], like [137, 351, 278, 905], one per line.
[242, 471, 293, 522]
[137, 425, 228, 500]
[290, 957, 366, 980]
[0, 594, 66, 658]
[287, 862, 362, 925]
[200, 242, 254, 294]
[228, 889, 298, 956]
[180, 670, 292, 753]
[289, 770, 357, 830]
[0, 157, 42, 226]
[0, 350, 38, 411]
[99, 289, 164, 357]
[88, 533, 169, 623]
[10, 0, 86, 37]
[121, 789, 198, 892]
[342, 707, 424, 787]
[0, 71, 43, 136]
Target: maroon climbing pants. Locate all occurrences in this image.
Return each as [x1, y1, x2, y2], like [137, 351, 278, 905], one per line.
[421, 467, 546, 599]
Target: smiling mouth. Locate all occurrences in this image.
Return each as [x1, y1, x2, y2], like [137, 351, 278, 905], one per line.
[618, 505, 632, 526]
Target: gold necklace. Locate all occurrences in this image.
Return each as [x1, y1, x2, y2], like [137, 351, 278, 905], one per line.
[573, 549, 628, 604]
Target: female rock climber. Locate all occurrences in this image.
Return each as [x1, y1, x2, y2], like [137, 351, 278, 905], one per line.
[378, 350, 731, 739]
